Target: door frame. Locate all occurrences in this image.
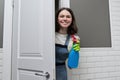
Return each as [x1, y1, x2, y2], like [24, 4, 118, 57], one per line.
[3, 0, 13, 80]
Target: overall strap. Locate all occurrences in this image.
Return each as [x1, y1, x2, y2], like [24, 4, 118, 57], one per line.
[65, 35, 70, 46]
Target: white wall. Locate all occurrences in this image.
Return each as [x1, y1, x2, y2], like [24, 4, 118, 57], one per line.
[0, 48, 2, 80]
[61, 0, 120, 80]
[59, 0, 70, 8]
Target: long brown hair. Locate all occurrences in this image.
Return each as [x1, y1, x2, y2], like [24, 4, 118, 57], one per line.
[55, 7, 78, 35]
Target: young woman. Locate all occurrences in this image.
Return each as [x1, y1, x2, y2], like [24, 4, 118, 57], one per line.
[55, 7, 80, 80]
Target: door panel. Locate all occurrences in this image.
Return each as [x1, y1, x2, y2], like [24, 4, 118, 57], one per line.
[12, 0, 55, 80]
[18, 0, 45, 70]
[20, 0, 44, 54]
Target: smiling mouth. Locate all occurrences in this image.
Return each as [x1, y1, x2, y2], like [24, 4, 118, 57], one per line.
[61, 22, 69, 24]
[62, 23, 68, 25]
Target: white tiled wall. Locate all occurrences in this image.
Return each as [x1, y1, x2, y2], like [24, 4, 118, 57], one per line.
[0, 48, 2, 80]
[59, 0, 70, 8]
[61, 0, 120, 80]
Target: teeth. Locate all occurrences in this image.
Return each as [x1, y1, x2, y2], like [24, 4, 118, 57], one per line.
[64, 23, 67, 25]
[61, 21, 69, 25]
[62, 22, 68, 24]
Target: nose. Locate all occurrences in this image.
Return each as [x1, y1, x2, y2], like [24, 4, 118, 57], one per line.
[63, 17, 67, 20]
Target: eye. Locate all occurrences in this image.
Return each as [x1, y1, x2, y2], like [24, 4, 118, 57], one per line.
[59, 15, 64, 18]
[66, 15, 71, 18]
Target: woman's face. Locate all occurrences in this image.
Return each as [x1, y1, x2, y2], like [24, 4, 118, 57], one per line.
[58, 10, 72, 28]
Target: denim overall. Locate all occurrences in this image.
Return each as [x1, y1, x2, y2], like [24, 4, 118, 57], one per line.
[55, 35, 70, 80]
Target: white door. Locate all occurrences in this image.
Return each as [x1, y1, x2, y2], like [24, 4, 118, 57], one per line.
[12, 0, 55, 80]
